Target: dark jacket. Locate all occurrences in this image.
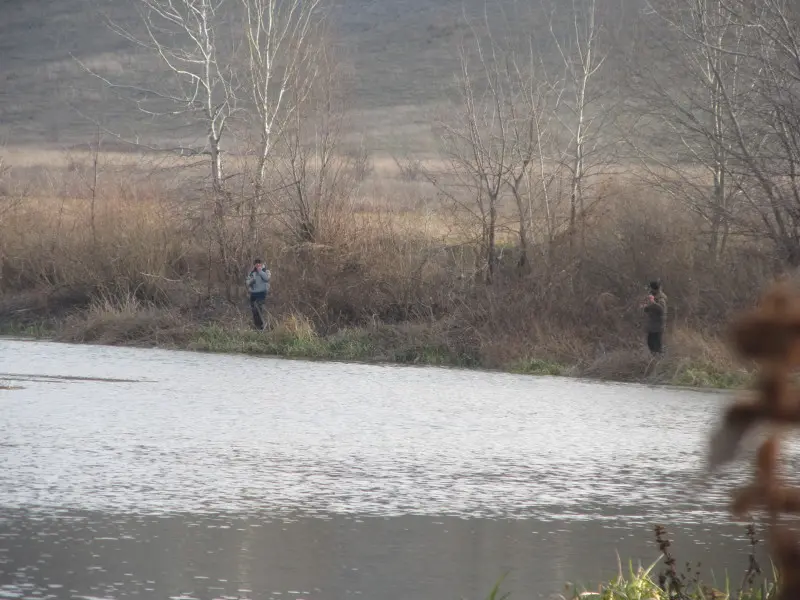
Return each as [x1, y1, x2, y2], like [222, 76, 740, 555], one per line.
[643, 291, 667, 333]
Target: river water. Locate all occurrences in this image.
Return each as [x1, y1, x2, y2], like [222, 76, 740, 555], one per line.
[0, 338, 786, 599]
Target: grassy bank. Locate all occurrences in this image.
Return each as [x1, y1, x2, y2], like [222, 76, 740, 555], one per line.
[186, 320, 749, 388]
[0, 293, 751, 389]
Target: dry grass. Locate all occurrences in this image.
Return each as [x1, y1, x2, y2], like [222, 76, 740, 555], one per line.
[0, 153, 778, 388]
[578, 328, 749, 388]
[58, 295, 193, 347]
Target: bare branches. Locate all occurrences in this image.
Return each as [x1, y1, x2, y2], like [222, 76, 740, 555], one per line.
[633, 0, 800, 265]
[238, 0, 328, 251]
[81, 0, 331, 293]
[434, 18, 517, 282]
[709, 0, 800, 264]
[543, 0, 614, 250]
[433, 0, 617, 280]
[80, 0, 239, 194]
[630, 0, 753, 260]
[241, 0, 327, 188]
[273, 44, 360, 245]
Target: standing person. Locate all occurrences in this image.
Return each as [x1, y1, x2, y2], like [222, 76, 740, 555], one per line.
[245, 259, 271, 330]
[642, 280, 667, 354]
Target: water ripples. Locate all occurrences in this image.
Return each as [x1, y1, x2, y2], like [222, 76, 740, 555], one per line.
[0, 339, 778, 523]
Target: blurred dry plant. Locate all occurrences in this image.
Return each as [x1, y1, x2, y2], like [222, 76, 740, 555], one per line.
[708, 279, 800, 600]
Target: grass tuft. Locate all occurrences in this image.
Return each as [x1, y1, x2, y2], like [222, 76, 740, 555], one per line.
[510, 357, 568, 376]
[562, 567, 777, 599]
[483, 524, 778, 599]
[0, 320, 55, 339]
[669, 361, 751, 389]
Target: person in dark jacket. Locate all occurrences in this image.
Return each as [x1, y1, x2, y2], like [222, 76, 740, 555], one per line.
[245, 259, 271, 330]
[642, 280, 667, 354]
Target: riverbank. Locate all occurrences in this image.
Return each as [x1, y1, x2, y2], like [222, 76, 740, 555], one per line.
[0, 152, 774, 393]
[186, 321, 749, 389]
[0, 297, 751, 389]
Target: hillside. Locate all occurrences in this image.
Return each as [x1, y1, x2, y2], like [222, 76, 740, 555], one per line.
[0, 0, 641, 155]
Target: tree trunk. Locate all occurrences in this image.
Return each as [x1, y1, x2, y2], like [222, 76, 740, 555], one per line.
[517, 214, 529, 269]
[487, 194, 498, 283]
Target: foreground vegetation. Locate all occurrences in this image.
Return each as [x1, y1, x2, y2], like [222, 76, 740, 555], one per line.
[561, 568, 776, 600]
[485, 525, 778, 599]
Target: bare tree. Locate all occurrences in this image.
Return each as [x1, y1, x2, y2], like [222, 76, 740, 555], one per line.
[65, 126, 105, 247]
[545, 0, 611, 252]
[680, 0, 800, 265]
[502, 63, 566, 267]
[76, 0, 241, 292]
[274, 45, 361, 245]
[433, 0, 616, 280]
[240, 0, 327, 249]
[434, 31, 511, 284]
[80, 0, 331, 297]
[730, 0, 800, 265]
[84, 0, 238, 195]
[522, 94, 567, 257]
[493, 6, 573, 263]
[631, 0, 752, 261]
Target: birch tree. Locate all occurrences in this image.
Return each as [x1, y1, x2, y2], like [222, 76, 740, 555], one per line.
[632, 0, 751, 261]
[82, 0, 331, 292]
[546, 0, 611, 252]
[78, 0, 240, 284]
[90, 0, 238, 196]
[240, 0, 327, 249]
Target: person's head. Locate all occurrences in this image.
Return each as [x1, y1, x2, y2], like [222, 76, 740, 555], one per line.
[649, 280, 661, 293]
[253, 258, 263, 270]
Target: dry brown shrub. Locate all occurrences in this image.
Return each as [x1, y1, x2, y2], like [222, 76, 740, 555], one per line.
[0, 155, 784, 377]
[58, 294, 191, 346]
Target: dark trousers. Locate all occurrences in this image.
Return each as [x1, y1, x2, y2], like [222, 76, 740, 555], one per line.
[647, 331, 664, 354]
[250, 292, 267, 330]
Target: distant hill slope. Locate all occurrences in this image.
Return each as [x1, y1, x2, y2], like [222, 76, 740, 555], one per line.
[0, 0, 640, 154]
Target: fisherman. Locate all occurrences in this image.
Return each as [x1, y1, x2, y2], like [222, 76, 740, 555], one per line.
[245, 258, 271, 330]
[642, 280, 667, 354]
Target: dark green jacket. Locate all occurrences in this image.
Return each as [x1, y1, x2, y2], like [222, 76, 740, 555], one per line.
[643, 291, 667, 333]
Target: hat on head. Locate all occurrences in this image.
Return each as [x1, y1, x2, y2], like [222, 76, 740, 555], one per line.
[649, 280, 661, 291]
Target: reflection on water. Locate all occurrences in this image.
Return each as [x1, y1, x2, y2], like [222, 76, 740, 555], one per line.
[0, 339, 786, 599]
[0, 511, 771, 600]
